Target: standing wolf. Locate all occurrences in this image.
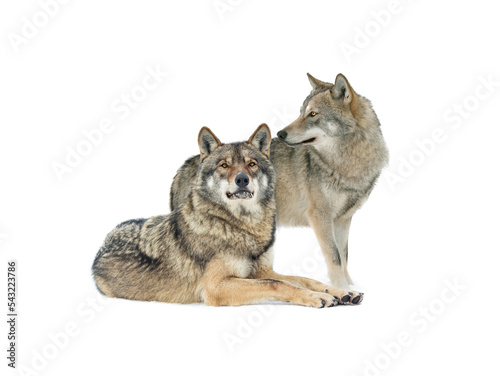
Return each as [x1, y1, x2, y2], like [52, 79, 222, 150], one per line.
[93, 124, 362, 307]
[170, 74, 388, 289]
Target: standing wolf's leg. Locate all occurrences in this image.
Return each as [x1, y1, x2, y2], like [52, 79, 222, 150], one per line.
[204, 277, 336, 308]
[306, 209, 350, 289]
[333, 216, 353, 286]
[255, 248, 363, 305]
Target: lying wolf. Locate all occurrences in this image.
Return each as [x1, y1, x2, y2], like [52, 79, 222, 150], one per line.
[92, 124, 362, 307]
[170, 73, 388, 289]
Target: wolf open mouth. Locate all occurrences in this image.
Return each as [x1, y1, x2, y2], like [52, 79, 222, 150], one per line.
[300, 137, 316, 145]
[285, 137, 317, 146]
[226, 190, 254, 200]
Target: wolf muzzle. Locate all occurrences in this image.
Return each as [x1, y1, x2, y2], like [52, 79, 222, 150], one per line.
[227, 173, 254, 199]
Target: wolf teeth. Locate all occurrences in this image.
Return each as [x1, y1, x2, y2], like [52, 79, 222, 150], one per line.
[227, 191, 254, 199]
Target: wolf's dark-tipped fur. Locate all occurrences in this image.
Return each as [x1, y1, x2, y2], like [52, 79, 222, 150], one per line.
[93, 124, 362, 307]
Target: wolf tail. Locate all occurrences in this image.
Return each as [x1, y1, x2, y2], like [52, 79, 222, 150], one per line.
[91, 218, 147, 293]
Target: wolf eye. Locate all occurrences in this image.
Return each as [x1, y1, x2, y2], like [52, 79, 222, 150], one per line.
[309, 111, 317, 117]
[221, 163, 229, 168]
[248, 161, 257, 167]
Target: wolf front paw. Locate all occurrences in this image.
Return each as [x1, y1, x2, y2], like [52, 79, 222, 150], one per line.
[340, 291, 364, 305]
[300, 291, 339, 308]
[324, 287, 364, 305]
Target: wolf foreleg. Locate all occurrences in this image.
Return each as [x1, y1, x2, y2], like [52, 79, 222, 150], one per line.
[255, 266, 363, 305]
[333, 216, 353, 286]
[204, 277, 337, 308]
[306, 210, 351, 289]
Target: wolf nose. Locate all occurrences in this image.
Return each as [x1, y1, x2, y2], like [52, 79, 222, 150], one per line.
[235, 173, 250, 188]
[277, 130, 287, 140]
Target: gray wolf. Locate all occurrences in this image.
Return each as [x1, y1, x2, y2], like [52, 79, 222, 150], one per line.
[170, 73, 388, 290]
[92, 124, 362, 307]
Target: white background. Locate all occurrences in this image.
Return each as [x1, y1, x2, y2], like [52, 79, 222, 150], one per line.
[1, 1, 499, 375]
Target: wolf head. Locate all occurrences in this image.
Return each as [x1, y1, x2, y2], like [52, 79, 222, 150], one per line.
[277, 73, 382, 148]
[194, 123, 275, 214]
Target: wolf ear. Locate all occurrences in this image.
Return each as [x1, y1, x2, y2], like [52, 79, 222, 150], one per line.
[307, 73, 331, 90]
[248, 123, 272, 157]
[198, 127, 222, 160]
[331, 73, 356, 105]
